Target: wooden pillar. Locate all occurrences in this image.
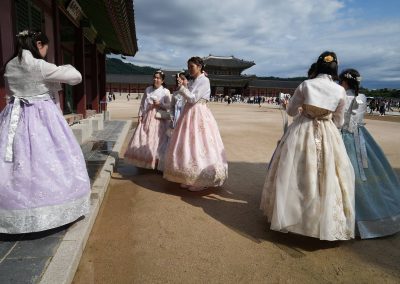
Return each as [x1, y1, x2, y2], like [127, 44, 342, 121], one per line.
[98, 52, 106, 111]
[91, 44, 99, 112]
[74, 27, 86, 116]
[223, 87, 229, 97]
[0, 0, 15, 111]
[52, 1, 64, 112]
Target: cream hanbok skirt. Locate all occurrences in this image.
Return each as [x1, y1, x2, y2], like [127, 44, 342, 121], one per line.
[260, 105, 355, 241]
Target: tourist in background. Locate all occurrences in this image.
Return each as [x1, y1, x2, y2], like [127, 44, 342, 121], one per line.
[379, 99, 386, 116]
[260, 51, 355, 241]
[340, 68, 400, 239]
[163, 56, 228, 191]
[0, 30, 90, 233]
[124, 70, 171, 170]
[368, 99, 376, 114]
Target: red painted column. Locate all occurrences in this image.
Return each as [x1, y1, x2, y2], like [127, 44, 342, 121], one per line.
[98, 52, 106, 111]
[52, 1, 64, 112]
[74, 27, 86, 116]
[91, 44, 99, 112]
[0, 0, 15, 111]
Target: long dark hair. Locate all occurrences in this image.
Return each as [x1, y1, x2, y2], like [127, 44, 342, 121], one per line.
[315, 51, 338, 79]
[1, 30, 49, 75]
[187, 56, 205, 72]
[339, 68, 361, 96]
[307, 62, 317, 79]
[14, 30, 49, 61]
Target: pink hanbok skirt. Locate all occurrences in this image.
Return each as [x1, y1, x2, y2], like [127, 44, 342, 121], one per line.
[163, 102, 228, 187]
[124, 107, 169, 169]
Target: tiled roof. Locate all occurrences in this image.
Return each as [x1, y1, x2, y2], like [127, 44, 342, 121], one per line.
[203, 55, 255, 70]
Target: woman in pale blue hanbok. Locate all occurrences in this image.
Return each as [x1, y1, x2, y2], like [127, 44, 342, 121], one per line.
[340, 69, 400, 239]
[170, 72, 187, 128]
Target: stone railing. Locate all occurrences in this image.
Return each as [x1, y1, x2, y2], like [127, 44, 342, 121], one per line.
[70, 111, 110, 144]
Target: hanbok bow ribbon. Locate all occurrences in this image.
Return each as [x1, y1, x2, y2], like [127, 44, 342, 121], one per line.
[5, 94, 52, 162]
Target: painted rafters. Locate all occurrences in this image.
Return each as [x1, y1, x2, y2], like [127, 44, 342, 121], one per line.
[103, 0, 138, 56]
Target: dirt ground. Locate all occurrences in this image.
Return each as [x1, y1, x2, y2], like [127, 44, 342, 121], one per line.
[73, 95, 400, 284]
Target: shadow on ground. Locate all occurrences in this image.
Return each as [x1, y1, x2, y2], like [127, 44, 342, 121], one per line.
[115, 158, 400, 274]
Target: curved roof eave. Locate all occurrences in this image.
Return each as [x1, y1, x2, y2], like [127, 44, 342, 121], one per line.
[77, 0, 138, 56]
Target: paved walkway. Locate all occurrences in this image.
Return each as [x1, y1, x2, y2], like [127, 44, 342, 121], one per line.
[0, 119, 131, 284]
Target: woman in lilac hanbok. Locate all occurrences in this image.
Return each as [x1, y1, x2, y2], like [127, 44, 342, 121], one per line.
[0, 30, 90, 234]
[163, 57, 228, 191]
[339, 69, 400, 239]
[124, 70, 171, 170]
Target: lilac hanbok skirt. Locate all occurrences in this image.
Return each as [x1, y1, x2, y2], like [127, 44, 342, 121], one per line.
[0, 100, 90, 233]
[163, 101, 228, 187]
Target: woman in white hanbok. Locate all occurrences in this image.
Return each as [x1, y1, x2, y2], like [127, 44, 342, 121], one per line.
[260, 52, 355, 241]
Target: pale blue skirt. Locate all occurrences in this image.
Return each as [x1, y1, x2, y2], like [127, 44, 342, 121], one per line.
[342, 126, 400, 239]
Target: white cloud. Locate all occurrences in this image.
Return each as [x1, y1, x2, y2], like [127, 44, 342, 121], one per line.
[124, 0, 400, 88]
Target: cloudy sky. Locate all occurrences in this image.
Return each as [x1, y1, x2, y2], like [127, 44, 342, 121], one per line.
[115, 0, 400, 89]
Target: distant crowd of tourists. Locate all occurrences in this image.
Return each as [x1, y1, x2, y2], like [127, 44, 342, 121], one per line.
[0, 30, 399, 243]
[367, 98, 400, 116]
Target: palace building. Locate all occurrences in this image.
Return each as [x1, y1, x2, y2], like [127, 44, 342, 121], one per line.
[0, 0, 138, 118]
[106, 55, 302, 98]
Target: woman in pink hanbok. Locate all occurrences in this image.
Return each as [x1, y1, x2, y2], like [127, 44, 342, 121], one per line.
[163, 57, 228, 191]
[124, 70, 171, 170]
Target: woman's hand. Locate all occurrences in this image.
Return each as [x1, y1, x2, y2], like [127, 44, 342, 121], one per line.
[177, 77, 183, 88]
[153, 100, 161, 107]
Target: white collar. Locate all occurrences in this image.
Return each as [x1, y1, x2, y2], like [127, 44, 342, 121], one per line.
[316, 74, 333, 81]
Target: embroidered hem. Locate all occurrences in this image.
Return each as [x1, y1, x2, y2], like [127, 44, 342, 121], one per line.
[164, 166, 227, 187]
[0, 193, 90, 234]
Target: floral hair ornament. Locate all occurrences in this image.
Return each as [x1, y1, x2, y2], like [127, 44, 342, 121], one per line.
[16, 30, 29, 37]
[323, 55, 335, 63]
[155, 70, 164, 75]
[344, 72, 362, 82]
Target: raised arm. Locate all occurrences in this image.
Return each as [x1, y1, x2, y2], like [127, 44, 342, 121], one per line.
[177, 77, 210, 103]
[40, 61, 82, 85]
